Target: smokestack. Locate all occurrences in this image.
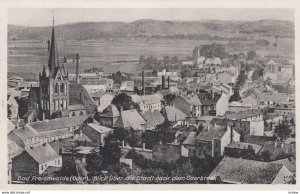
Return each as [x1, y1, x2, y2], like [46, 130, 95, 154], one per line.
[142, 71, 145, 95]
[142, 142, 146, 151]
[47, 40, 50, 53]
[230, 125, 233, 143]
[167, 76, 170, 89]
[162, 75, 165, 90]
[76, 53, 80, 84]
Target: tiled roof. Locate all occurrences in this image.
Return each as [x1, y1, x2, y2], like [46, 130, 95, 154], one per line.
[86, 123, 114, 134]
[272, 157, 296, 174]
[171, 96, 192, 116]
[210, 157, 285, 184]
[13, 125, 39, 140]
[196, 125, 227, 141]
[131, 94, 162, 105]
[26, 143, 60, 164]
[225, 109, 263, 120]
[141, 110, 165, 130]
[121, 109, 147, 131]
[165, 106, 187, 122]
[257, 92, 289, 102]
[27, 115, 88, 133]
[182, 131, 197, 146]
[225, 142, 262, 152]
[99, 104, 120, 117]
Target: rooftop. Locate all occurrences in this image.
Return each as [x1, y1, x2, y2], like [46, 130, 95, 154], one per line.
[121, 109, 147, 131]
[26, 143, 60, 164]
[165, 105, 187, 122]
[225, 142, 262, 152]
[196, 125, 227, 141]
[87, 123, 114, 134]
[182, 131, 197, 146]
[141, 110, 165, 130]
[210, 157, 285, 184]
[225, 109, 263, 120]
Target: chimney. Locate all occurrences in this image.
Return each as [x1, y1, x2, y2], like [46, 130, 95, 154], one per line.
[162, 75, 165, 90]
[142, 71, 145, 95]
[167, 76, 170, 89]
[76, 53, 80, 84]
[174, 138, 177, 145]
[47, 40, 50, 53]
[230, 125, 233, 143]
[15, 116, 20, 129]
[80, 130, 83, 137]
[142, 142, 146, 151]
[42, 112, 45, 121]
[122, 140, 125, 148]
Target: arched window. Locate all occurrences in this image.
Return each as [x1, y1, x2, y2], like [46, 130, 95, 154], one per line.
[72, 112, 76, 116]
[60, 83, 64, 93]
[54, 83, 59, 94]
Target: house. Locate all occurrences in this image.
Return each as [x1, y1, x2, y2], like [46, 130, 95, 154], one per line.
[120, 81, 135, 92]
[11, 143, 62, 181]
[224, 142, 263, 159]
[141, 110, 165, 130]
[95, 104, 120, 128]
[90, 92, 115, 112]
[257, 92, 289, 107]
[225, 109, 264, 137]
[195, 125, 240, 158]
[7, 95, 19, 121]
[82, 123, 114, 146]
[119, 109, 147, 135]
[8, 139, 24, 183]
[199, 92, 229, 116]
[164, 105, 187, 126]
[209, 157, 293, 184]
[181, 60, 194, 66]
[278, 65, 294, 80]
[130, 94, 162, 113]
[171, 94, 202, 117]
[182, 131, 197, 157]
[217, 71, 238, 85]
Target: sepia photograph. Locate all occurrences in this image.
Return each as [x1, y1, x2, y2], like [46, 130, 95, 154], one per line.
[5, 5, 296, 187]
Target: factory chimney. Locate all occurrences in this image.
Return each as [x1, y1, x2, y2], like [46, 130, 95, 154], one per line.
[167, 76, 170, 89]
[142, 71, 145, 95]
[162, 75, 165, 90]
[47, 40, 50, 53]
[76, 53, 80, 84]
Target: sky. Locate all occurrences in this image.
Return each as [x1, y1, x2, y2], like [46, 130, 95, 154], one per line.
[8, 8, 294, 27]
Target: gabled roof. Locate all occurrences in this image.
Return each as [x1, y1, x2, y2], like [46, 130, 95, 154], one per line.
[13, 125, 39, 140]
[196, 125, 228, 141]
[8, 139, 24, 157]
[225, 109, 263, 120]
[26, 143, 60, 164]
[121, 109, 147, 131]
[182, 131, 197, 146]
[86, 123, 114, 134]
[99, 104, 120, 117]
[165, 106, 187, 122]
[130, 94, 162, 105]
[210, 157, 286, 184]
[27, 115, 88, 133]
[272, 157, 296, 174]
[141, 110, 165, 130]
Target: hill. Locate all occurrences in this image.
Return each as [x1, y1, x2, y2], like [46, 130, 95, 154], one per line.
[8, 19, 294, 41]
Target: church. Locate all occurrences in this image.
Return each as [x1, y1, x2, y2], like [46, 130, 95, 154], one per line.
[26, 18, 97, 121]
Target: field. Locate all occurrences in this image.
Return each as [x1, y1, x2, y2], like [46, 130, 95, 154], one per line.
[8, 37, 294, 81]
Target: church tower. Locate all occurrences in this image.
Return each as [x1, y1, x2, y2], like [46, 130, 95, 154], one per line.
[38, 16, 69, 120]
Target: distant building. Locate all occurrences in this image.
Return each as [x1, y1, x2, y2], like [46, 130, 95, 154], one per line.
[130, 94, 162, 113]
[224, 142, 263, 159]
[95, 104, 120, 128]
[90, 93, 115, 112]
[82, 123, 114, 146]
[195, 125, 240, 158]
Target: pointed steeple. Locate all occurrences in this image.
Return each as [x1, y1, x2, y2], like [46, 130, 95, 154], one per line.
[48, 14, 59, 77]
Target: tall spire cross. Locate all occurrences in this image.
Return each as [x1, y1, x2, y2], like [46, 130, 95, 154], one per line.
[52, 10, 55, 26]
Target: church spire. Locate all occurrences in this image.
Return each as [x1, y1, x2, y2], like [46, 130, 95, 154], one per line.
[48, 13, 59, 77]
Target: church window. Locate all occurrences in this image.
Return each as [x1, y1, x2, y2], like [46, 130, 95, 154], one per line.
[54, 83, 59, 94]
[60, 83, 64, 93]
[80, 111, 83, 115]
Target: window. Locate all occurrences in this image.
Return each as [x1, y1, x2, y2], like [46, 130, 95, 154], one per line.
[72, 112, 76, 116]
[54, 83, 59, 94]
[60, 83, 64, 93]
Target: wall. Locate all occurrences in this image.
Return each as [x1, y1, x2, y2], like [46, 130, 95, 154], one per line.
[12, 152, 39, 181]
[152, 144, 181, 162]
[216, 93, 229, 116]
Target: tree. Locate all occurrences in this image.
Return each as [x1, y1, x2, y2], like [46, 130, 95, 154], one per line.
[199, 43, 228, 59]
[163, 56, 170, 65]
[101, 142, 122, 166]
[260, 150, 271, 162]
[105, 128, 130, 142]
[7, 104, 12, 119]
[127, 133, 141, 147]
[247, 50, 257, 60]
[274, 121, 291, 140]
[229, 89, 241, 102]
[152, 69, 158, 77]
[116, 71, 122, 77]
[181, 69, 192, 79]
[111, 93, 140, 111]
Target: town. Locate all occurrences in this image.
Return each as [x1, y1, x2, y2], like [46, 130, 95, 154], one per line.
[7, 19, 295, 184]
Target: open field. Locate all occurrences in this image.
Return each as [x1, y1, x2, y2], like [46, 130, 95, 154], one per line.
[8, 37, 294, 80]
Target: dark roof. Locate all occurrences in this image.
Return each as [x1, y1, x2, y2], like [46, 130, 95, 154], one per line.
[27, 115, 88, 133]
[196, 125, 227, 141]
[225, 142, 262, 152]
[99, 104, 120, 117]
[69, 82, 97, 114]
[141, 110, 165, 130]
[165, 106, 187, 122]
[26, 143, 60, 164]
[171, 96, 193, 116]
[182, 131, 197, 146]
[225, 109, 263, 120]
[198, 93, 221, 105]
[210, 157, 285, 184]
